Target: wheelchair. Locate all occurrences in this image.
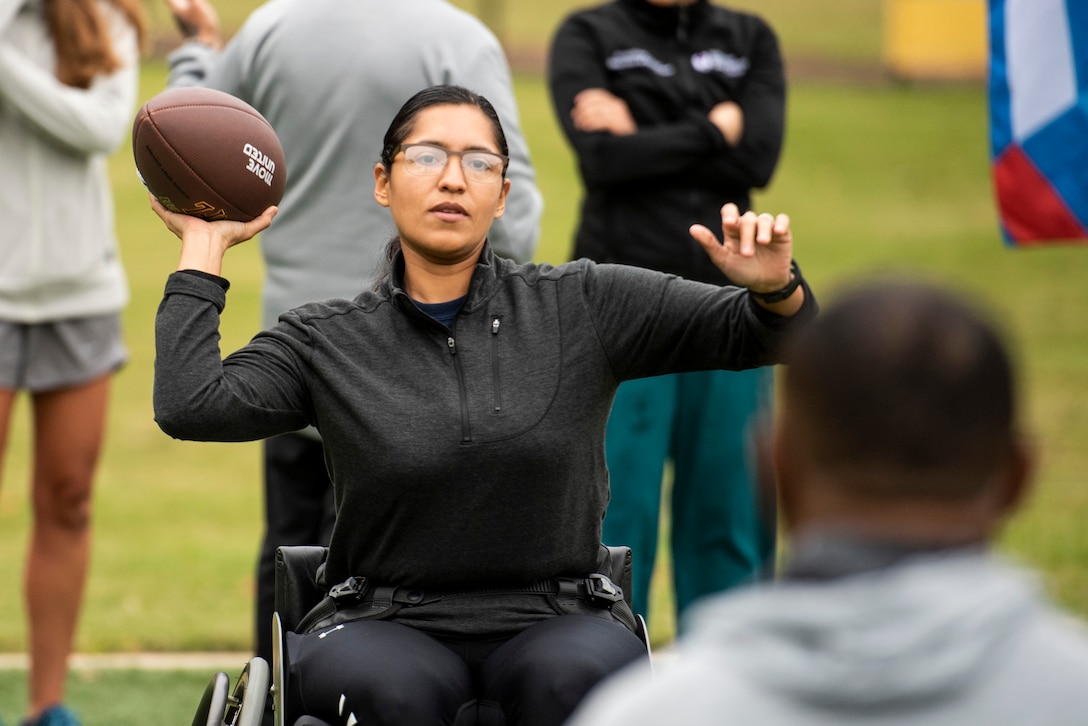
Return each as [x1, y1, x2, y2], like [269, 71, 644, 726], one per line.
[192, 545, 650, 726]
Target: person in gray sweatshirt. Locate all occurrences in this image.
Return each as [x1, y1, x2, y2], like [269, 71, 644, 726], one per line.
[161, 0, 545, 665]
[149, 84, 815, 726]
[569, 280, 1088, 726]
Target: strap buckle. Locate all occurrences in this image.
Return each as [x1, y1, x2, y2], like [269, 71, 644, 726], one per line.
[581, 573, 624, 606]
[328, 576, 368, 604]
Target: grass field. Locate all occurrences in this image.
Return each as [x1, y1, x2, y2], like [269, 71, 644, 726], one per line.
[2, 1, 1088, 723]
[140, 0, 885, 67]
[0, 669, 222, 725]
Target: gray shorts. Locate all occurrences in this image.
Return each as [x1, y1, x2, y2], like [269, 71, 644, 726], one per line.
[0, 315, 128, 392]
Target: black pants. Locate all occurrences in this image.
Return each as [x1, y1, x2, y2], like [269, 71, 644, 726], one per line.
[256, 433, 336, 663]
[286, 614, 648, 726]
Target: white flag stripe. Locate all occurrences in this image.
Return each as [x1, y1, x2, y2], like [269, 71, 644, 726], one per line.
[1007, 0, 1076, 141]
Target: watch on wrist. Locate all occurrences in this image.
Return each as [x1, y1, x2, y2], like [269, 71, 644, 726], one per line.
[749, 260, 802, 304]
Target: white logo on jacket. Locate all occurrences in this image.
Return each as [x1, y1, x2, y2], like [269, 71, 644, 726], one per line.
[605, 48, 750, 79]
[606, 48, 675, 76]
[691, 49, 750, 77]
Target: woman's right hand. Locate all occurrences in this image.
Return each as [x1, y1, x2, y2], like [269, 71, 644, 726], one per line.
[150, 194, 276, 276]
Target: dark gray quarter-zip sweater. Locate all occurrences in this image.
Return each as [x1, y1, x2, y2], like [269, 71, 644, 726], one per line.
[154, 245, 815, 635]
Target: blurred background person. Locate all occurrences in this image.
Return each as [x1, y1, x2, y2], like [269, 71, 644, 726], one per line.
[0, 0, 145, 724]
[548, 0, 786, 628]
[570, 280, 1088, 725]
[161, 0, 544, 669]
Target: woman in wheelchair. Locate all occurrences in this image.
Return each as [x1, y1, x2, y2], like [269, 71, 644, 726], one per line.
[150, 84, 816, 726]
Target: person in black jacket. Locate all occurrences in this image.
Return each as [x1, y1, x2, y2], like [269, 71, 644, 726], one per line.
[548, 0, 788, 625]
[149, 84, 814, 726]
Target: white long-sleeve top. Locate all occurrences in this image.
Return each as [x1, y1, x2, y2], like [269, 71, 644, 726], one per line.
[0, 0, 139, 322]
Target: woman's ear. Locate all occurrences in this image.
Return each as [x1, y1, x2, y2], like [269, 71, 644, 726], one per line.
[493, 177, 511, 220]
[374, 163, 391, 208]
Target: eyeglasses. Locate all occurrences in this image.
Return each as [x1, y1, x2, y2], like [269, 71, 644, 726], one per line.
[395, 143, 508, 184]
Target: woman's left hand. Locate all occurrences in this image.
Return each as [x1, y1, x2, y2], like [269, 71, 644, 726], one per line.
[690, 203, 803, 314]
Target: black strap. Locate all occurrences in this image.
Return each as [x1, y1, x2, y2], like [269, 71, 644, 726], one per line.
[555, 574, 639, 633]
[295, 573, 637, 635]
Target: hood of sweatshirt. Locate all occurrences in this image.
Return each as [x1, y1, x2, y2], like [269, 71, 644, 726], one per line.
[680, 551, 1040, 708]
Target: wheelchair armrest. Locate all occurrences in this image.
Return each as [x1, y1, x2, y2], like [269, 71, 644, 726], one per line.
[274, 545, 330, 633]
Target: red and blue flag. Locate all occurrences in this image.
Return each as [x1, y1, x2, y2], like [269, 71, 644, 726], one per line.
[989, 0, 1088, 245]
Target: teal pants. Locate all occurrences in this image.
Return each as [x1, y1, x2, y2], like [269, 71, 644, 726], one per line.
[601, 368, 776, 622]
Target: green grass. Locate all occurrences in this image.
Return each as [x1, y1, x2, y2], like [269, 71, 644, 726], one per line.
[0, 669, 223, 725]
[2, 2, 1087, 721]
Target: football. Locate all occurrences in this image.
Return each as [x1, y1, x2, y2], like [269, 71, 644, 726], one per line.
[132, 87, 286, 222]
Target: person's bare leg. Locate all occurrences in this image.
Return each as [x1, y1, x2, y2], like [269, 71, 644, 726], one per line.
[0, 387, 16, 478]
[25, 374, 110, 718]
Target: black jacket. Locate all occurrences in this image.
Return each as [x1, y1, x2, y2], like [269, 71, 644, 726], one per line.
[548, 0, 786, 284]
[154, 245, 815, 635]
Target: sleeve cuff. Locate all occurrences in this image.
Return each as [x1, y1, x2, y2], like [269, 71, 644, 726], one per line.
[176, 269, 230, 290]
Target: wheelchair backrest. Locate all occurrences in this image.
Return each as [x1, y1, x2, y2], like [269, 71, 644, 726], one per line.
[274, 545, 329, 632]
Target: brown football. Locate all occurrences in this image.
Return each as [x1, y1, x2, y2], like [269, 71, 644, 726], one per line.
[132, 87, 286, 222]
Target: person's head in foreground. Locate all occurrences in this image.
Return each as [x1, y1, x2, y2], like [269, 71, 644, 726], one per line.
[775, 278, 1030, 550]
[568, 279, 1088, 726]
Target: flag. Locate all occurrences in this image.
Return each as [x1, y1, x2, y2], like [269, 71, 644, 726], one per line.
[989, 0, 1088, 245]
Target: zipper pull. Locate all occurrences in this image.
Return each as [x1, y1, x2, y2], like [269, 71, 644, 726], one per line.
[447, 336, 456, 355]
[492, 318, 500, 335]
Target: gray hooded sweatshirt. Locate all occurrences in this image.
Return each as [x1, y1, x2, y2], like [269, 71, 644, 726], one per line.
[569, 549, 1088, 725]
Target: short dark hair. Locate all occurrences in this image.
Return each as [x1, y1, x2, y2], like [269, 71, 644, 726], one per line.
[781, 280, 1019, 501]
[380, 85, 509, 173]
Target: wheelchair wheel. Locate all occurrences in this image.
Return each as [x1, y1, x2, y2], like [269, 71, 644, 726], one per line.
[635, 614, 653, 671]
[225, 657, 270, 726]
[272, 612, 287, 726]
[192, 671, 230, 726]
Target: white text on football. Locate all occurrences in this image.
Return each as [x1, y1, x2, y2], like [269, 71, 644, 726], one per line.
[243, 142, 276, 187]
